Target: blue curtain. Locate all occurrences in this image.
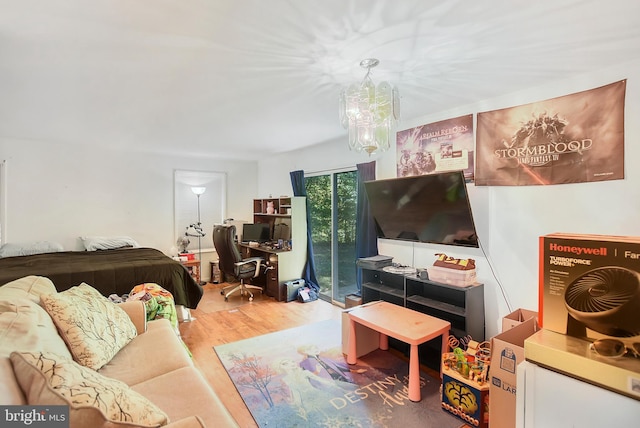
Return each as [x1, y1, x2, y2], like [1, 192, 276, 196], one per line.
[290, 170, 320, 292]
[355, 161, 377, 295]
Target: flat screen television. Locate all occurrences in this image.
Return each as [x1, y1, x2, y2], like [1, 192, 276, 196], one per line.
[364, 171, 479, 247]
[241, 223, 271, 243]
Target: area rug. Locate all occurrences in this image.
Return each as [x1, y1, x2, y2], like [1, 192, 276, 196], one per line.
[214, 319, 463, 427]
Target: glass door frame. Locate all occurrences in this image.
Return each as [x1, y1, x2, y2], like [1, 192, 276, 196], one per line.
[305, 167, 357, 306]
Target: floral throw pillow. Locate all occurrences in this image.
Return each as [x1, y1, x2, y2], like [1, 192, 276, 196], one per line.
[11, 351, 168, 427]
[41, 283, 137, 370]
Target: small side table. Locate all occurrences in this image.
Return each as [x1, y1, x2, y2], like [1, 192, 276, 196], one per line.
[347, 301, 451, 402]
[181, 259, 201, 284]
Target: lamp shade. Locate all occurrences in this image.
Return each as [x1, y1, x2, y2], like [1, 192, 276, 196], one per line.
[191, 186, 206, 195]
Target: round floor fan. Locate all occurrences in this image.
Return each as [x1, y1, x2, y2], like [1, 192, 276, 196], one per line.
[564, 266, 640, 338]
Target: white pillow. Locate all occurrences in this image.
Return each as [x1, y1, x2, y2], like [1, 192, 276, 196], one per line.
[80, 236, 139, 251]
[0, 241, 64, 258]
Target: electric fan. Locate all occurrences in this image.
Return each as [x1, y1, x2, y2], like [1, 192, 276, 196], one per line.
[564, 266, 640, 338]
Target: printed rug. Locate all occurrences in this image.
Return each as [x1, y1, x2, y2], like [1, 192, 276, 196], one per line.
[214, 319, 464, 427]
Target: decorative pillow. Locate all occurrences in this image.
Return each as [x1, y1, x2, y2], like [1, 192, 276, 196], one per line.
[10, 351, 169, 427]
[41, 284, 137, 370]
[80, 236, 139, 251]
[0, 241, 64, 258]
[0, 298, 73, 360]
[0, 298, 75, 406]
[0, 275, 57, 304]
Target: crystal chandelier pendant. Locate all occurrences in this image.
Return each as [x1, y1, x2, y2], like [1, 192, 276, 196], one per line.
[339, 58, 399, 155]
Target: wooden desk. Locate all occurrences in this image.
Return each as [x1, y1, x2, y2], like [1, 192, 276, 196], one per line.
[181, 259, 201, 283]
[347, 301, 451, 402]
[238, 243, 301, 301]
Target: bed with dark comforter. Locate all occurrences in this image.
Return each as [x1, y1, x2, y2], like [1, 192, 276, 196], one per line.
[0, 247, 203, 309]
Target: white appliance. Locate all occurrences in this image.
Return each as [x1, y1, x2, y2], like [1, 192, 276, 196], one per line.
[516, 361, 640, 428]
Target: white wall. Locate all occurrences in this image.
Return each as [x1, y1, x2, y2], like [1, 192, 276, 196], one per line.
[256, 139, 367, 197]
[0, 137, 258, 279]
[257, 58, 640, 339]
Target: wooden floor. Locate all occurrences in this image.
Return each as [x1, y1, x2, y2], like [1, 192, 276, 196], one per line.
[178, 283, 343, 427]
[179, 283, 461, 428]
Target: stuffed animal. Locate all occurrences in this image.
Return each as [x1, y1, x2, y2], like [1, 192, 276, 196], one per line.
[266, 201, 275, 214]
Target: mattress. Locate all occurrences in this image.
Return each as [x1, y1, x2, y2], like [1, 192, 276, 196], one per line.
[0, 247, 203, 309]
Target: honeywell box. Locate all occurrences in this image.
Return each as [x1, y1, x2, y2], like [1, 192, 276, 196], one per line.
[489, 318, 538, 428]
[539, 233, 640, 342]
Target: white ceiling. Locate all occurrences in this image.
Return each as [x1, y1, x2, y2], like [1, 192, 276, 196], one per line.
[1, 0, 639, 160]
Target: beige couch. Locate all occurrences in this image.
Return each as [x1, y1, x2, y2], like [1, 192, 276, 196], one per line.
[0, 276, 239, 428]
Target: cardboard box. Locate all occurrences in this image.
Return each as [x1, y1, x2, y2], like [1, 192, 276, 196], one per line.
[539, 233, 640, 342]
[489, 318, 538, 428]
[502, 308, 538, 332]
[441, 369, 489, 428]
[427, 265, 476, 287]
[341, 302, 381, 358]
[344, 294, 362, 308]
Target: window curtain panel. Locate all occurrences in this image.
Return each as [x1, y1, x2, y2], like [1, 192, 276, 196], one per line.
[356, 161, 378, 295]
[290, 170, 320, 291]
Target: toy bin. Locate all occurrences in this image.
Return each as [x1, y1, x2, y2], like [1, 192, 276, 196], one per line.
[427, 266, 476, 287]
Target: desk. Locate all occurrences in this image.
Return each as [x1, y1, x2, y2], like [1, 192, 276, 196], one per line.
[237, 243, 300, 301]
[347, 301, 451, 402]
[238, 242, 286, 255]
[181, 259, 201, 284]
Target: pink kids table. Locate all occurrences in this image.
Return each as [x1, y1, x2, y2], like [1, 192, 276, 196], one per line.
[347, 301, 451, 402]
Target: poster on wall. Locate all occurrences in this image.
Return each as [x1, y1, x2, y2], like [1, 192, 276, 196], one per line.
[396, 114, 474, 181]
[475, 80, 626, 186]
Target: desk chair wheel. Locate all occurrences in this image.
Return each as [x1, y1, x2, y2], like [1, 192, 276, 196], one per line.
[224, 297, 228, 301]
[220, 290, 224, 296]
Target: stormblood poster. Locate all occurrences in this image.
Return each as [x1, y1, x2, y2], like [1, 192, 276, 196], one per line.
[475, 80, 626, 186]
[396, 114, 474, 181]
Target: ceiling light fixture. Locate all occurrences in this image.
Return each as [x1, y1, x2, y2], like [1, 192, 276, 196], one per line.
[339, 58, 400, 155]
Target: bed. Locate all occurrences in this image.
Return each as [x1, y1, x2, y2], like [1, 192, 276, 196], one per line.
[0, 247, 203, 309]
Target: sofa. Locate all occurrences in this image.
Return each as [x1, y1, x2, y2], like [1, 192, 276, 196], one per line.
[0, 276, 239, 428]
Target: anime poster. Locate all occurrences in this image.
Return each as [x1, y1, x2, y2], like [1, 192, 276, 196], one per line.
[396, 114, 474, 181]
[475, 80, 626, 186]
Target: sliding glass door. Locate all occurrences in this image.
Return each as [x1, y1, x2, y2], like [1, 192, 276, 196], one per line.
[305, 170, 358, 304]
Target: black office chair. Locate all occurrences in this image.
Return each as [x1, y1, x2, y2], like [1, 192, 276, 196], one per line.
[213, 224, 264, 301]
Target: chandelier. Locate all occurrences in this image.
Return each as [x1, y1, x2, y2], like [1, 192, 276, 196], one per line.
[339, 58, 400, 155]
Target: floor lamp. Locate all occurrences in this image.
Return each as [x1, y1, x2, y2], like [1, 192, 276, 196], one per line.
[186, 186, 206, 285]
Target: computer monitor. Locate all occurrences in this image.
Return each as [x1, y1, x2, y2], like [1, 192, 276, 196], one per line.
[242, 223, 271, 243]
